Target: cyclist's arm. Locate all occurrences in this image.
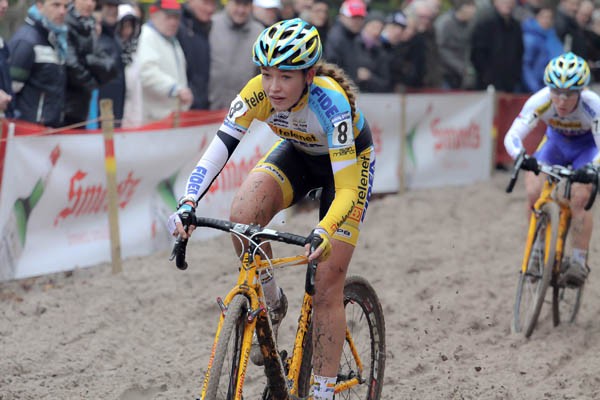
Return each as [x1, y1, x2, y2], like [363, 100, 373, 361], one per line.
[183, 79, 262, 203]
[318, 113, 360, 237]
[504, 89, 550, 159]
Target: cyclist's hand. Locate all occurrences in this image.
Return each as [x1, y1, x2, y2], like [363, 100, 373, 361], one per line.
[304, 228, 332, 262]
[167, 196, 197, 239]
[572, 164, 598, 184]
[521, 155, 539, 174]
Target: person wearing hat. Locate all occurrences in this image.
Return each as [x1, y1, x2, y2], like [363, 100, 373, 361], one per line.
[252, 0, 281, 27]
[323, 0, 367, 78]
[177, 0, 216, 110]
[136, 0, 193, 124]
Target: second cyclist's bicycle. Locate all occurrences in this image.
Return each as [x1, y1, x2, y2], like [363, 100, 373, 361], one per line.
[170, 214, 386, 399]
[506, 151, 598, 337]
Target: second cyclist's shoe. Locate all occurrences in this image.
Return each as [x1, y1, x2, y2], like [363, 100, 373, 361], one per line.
[250, 289, 288, 366]
[559, 260, 590, 288]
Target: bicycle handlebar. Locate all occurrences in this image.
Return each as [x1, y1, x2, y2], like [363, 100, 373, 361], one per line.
[169, 214, 320, 295]
[506, 150, 599, 210]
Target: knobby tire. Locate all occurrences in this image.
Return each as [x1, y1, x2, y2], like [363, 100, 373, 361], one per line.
[512, 202, 558, 337]
[205, 295, 249, 400]
[297, 275, 386, 399]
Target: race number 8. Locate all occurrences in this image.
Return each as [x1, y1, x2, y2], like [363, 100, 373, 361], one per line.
[333, 118, 353, 146]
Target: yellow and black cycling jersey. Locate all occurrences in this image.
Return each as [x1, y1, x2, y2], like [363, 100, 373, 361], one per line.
[184, 74, 374, 239]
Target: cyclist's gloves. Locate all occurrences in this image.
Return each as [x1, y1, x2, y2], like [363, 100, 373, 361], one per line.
[521, 156, 539, 174]
[572, 164, 598, 184]
[167, 195, 197, 236]
[305, 228, 332, 262]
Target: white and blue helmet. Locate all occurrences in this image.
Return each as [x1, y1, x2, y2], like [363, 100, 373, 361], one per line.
[252, 18, 322, 70]
[544, 52, 591, 90]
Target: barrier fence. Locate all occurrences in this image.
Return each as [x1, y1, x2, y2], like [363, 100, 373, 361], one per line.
[0, 90, 529, 281]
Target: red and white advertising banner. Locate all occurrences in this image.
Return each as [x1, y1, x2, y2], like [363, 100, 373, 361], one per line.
[0, 92, 495, 281]
[0, 119, 279, 281]
[357, 94, 402, 193]
[402, 91, 494, 189]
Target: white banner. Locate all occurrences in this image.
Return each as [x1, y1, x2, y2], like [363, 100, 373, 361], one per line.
[403, 92, 494, 189]
[0, 121, 278, 281]
[0, 92, 495, 281]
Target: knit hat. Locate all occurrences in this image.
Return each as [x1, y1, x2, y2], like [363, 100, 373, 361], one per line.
[149, 0, 181, 15]
[340, 0, 367, 17]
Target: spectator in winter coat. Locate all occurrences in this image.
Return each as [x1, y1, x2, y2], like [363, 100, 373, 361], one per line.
[470, 0, 524, 92]
[434, 0, 477, 89]
[521, 2, 563, 92]
[137, 0, 192, 124]
[0, 0, 14, 117]
[323, 0, 366, 79]
[177, 0, 216, 110]
[9, 0, 69, 127]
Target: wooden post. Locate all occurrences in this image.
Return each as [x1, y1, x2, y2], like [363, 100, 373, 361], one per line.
[100, 99, 122, 274]
[398, 91, 407, 193]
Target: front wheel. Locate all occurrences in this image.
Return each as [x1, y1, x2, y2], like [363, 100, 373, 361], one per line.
[204, 295, 249, 400]
[297, 275, 386, 399]
[512, 202, 559, 338]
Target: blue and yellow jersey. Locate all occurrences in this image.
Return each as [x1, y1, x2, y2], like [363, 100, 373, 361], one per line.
[185, 74, 373, 238]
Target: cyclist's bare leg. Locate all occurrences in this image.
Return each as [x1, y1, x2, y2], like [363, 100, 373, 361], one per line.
[230, 171, 285, 304]
[312, 239, 354, 377]
[569, 183, 593, 260]
[524, 171, 544, 214]
[230, 171, 284, 257]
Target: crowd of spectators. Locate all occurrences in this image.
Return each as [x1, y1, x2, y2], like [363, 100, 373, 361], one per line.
[2, 0, 600, 128]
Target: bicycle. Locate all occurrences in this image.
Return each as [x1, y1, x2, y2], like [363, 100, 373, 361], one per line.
[506, 151, 599, 338]
[170, 213, 386, 400]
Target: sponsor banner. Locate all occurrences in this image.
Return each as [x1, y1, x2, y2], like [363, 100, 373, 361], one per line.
[357, 94, 401, 193]
[403, 92, 494, 189]
[0, 120, 278, 281]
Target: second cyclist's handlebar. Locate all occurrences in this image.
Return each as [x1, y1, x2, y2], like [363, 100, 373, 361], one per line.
[169, 214, 320, 295]
[506, 150, 599, 210]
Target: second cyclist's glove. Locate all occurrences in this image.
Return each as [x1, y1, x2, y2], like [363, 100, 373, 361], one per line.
[305, 228, 332, 262]
[521, 156, 539, 174]
[572, 164, 598, 184]
[167, 195, 196, 236]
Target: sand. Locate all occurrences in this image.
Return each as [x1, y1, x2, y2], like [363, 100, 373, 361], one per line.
[1, 171, 600, 400]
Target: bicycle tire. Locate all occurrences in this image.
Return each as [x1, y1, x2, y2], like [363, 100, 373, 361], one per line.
[552, 280, 584, 326]
[512, 202, 559, 337]
[205, 295, 249, 400]
[297, 275, 386, 399]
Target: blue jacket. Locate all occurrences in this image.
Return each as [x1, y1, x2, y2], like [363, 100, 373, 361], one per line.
[521, 17, 563, 93]
[0, 37, 14, 118]
[8, 19, 67, 127]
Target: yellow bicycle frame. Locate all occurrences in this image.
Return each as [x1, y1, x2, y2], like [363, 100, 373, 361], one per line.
[521, 178, 572, 274]
[200, 251, 367, 399]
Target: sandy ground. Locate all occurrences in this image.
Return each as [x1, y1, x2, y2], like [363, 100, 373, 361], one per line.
[2, 171, 600, 400]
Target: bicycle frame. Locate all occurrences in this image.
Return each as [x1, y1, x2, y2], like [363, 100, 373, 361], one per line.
[521, 178, 571, 275]
[199, 249, 367, 399]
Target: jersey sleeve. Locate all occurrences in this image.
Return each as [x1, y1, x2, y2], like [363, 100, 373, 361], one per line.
[183, 76, 269, 203]
[504, 89, 550, 159]
[317, 91, 360, 237]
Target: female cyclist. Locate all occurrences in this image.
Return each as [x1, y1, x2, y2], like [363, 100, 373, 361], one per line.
[168, 18, 375, 400]
[504, 52, 600, 287]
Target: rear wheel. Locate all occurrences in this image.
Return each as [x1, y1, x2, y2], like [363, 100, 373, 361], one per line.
[298, 276, 386, 399]
[512, 202, 558, 337]
[205, 295, 249, 400]
[552, 256, 584, 326]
